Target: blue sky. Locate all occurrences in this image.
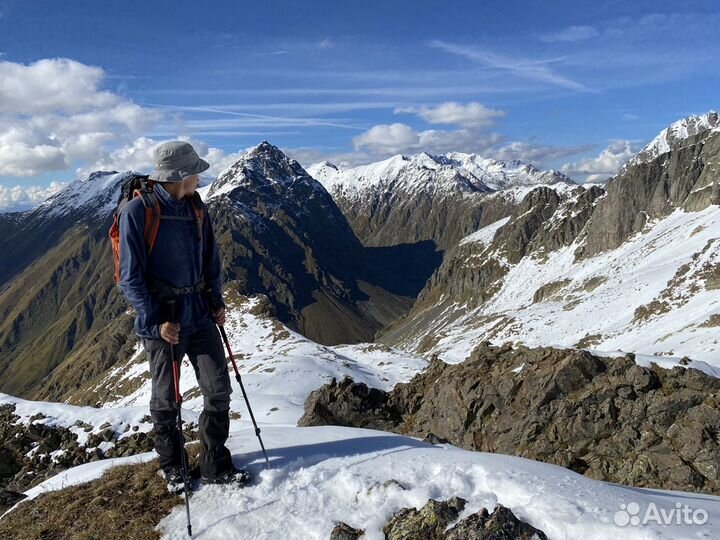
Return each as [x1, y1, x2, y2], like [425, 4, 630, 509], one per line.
[0, 0, 718, 210]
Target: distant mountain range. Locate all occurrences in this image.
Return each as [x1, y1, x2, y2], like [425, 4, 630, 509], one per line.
[0, 111, 718, 406]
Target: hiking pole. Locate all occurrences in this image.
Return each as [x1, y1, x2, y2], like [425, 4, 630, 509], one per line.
[217, 323, 271, 469]
[207, 292, 271, 469]
[168, 299, 193, 538]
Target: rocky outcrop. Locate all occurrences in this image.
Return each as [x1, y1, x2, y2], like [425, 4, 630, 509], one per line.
[300, 343, 720, 494]
[383, 497, 466, 540]
[329, 522, 364, 540]
[0, 404, 171, 499]
[299, 377, 402, 431]
[380, 497, 547, 540]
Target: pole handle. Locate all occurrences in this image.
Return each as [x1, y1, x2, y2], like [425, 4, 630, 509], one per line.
[167, 298, 177, 324]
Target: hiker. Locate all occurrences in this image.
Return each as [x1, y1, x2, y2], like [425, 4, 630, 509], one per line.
[117, 140, 248, 492]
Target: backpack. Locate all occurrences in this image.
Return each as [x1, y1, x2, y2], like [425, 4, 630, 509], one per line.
[109, 173, 205, 285]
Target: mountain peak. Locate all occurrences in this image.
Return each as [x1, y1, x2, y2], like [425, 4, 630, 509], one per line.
[245, 140, 288, 161]
[623, 111, 720, 171]
[317, 161, 338, 171]
[207, 141, 323, 200]
[34, 170, 127, 220]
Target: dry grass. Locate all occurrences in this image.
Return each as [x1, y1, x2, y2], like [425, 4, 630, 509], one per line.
[0, 449, 200, 540]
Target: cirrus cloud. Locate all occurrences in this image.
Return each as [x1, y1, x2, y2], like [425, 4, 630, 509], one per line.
[539, 25, 599, 43]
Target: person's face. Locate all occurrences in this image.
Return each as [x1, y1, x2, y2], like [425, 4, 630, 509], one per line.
[180, 174, 200, 198]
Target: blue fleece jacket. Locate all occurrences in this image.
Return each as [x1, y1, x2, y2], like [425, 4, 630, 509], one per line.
[118, 182, 225, 339]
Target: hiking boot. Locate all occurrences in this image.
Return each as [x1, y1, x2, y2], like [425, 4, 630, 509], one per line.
[202, 467, 252, 487]
[160, 467, 186, 494]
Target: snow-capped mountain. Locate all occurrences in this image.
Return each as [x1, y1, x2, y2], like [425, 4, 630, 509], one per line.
[307, 152, 575, 250]
[308, 151, 574, 198]
[207, 141, 328, 201]
[0, 140, 424, 408]
[308, 152, 494, 200]
[445, 152, 574, 190]
[197, 141, 415, 345]
[33, 170, 124, 220]
[622, 110, 720, 172]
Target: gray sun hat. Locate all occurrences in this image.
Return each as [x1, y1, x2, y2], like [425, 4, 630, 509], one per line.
[148, 141, 209, 182]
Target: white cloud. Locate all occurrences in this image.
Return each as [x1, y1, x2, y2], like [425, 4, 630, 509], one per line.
[540, 26, 599, 43]
[0, 58, 162, 177]
[0, 58, 116, 114]
[489, 141, 593, 164]
[318, 38, 335, 49]
[560, 140, 641, 182]
[0, 181, 68, 211]
[395, 102, 505, 128]
[350, 122, 591, 168]
[353, 123, 421, 154]
[352, 122, 502, 157]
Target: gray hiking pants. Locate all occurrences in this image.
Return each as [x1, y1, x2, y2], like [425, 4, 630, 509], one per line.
[143, 324, 233, 480]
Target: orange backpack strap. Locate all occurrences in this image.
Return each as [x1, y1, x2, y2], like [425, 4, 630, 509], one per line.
[134, 187, 162, 255]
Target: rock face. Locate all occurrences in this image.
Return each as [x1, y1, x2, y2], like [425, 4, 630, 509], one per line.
[300, 343, 720, 495]
[299, 376, 402, 431]
[579, 117, 720, 259]
[380, 497, 548, 540]
[445, 504, 548, 540]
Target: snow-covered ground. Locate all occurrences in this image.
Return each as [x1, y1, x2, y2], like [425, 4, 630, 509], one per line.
[404, 205, 720, 367]
[100, 295, 427, 428]
[12, 426, 720, 540]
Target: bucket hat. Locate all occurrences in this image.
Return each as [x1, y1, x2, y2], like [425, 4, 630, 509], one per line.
[148, 141, 209, 182]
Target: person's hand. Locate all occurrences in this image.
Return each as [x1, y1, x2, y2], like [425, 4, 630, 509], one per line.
[213, 307, 226, 325]
[160, 322, 180, 345]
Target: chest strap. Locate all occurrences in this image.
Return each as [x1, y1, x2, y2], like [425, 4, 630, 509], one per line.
[148, 278, 207, 301]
